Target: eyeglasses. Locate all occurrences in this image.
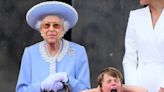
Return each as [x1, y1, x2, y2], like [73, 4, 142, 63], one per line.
[41, 22, 63, 29]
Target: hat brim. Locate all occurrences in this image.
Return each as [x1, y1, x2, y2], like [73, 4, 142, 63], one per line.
[26, 1, 78, 31]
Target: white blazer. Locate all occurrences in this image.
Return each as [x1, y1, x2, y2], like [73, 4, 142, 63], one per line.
[123, 6, 164, 92]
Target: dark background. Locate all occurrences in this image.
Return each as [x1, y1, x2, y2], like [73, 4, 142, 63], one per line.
[0, 0, 140, 91]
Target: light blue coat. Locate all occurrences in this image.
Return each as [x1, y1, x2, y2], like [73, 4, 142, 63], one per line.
[16, 39, 91, 92]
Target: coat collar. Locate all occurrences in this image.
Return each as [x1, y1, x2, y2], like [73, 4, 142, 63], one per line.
[39, 39, 69, 63]
[145, 6, 164, 31]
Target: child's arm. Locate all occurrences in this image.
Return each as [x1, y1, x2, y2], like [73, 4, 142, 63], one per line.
[122, 84, 148, 92]
[81, 86, 101, 92]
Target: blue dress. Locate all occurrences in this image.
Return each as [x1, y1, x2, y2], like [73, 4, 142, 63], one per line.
[16, 39, 91, 92]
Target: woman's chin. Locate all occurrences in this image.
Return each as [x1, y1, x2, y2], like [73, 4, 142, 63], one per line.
[139, 1, 147, 6]
[46, 40, 57, 44]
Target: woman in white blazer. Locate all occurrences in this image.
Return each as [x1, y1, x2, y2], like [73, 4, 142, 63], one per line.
[123, 0, 164, 92]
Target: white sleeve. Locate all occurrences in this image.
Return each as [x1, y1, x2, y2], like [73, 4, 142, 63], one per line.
[122, 11, 138, 85]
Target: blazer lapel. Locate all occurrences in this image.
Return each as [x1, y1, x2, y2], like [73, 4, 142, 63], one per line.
[154, 8, 164, 32]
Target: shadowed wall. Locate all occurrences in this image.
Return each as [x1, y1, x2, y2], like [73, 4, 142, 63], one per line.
[0, 0, 140, 91]
[0, 0, 45, 91]
[72, 0, 140, 87]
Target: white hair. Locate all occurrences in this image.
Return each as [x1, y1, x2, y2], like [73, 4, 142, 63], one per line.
[35, 15, 70, 34]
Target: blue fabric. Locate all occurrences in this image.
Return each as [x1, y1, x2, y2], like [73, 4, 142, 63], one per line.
[16, 40, 90, 92]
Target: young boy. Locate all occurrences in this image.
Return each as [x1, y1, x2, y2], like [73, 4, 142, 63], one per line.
[82, 67, 148, 92]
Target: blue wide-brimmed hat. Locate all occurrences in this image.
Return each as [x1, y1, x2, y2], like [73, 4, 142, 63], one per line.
[26, 1, 78, 31]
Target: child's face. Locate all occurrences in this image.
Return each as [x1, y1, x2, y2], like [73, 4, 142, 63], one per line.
[101, 74, 122, 92]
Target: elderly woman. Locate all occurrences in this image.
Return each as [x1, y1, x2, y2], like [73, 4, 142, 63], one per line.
[16, 1, 90, 92]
